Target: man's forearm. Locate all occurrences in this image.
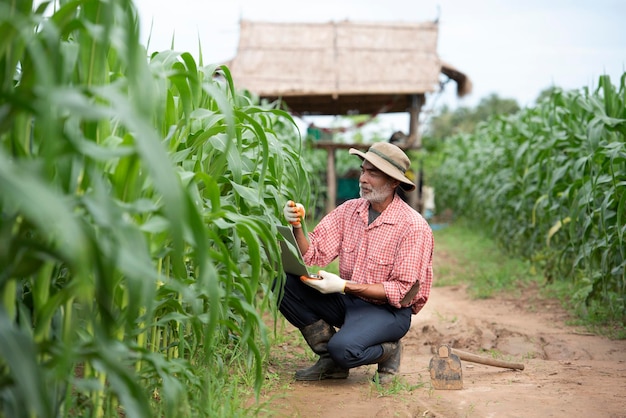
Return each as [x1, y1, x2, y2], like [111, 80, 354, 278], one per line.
[344, 282, 387, 301]
[292, 226, 310, 255]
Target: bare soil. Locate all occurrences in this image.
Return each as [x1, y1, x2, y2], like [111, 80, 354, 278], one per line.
[258, 248, 626, 418]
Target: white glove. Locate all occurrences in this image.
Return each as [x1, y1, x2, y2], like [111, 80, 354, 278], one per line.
[283, 200, 305, 228]
[300, 270, 347, 294]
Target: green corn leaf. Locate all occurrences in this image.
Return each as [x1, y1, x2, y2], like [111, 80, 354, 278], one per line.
[0, 309, 52, 418]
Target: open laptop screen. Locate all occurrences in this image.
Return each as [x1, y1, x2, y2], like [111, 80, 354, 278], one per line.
[277, 225, 313, 277]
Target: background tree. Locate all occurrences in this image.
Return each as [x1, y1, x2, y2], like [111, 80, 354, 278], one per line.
[423, 93, 520, 146]
[534, 86, 561, 104]
[417, 93, 520, 190]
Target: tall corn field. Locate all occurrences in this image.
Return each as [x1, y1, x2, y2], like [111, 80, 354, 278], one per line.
[433, 74, 626, 327]
[0, 0, 310, 416]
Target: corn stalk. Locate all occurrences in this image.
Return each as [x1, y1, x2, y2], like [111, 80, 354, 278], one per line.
[433, 74, 626, 325]
[0, 0, 310, 417]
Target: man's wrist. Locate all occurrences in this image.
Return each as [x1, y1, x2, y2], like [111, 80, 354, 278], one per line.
[342, 281, 356, 294]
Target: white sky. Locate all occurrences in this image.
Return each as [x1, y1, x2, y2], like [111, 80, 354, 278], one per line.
[133, 0, 626, 132]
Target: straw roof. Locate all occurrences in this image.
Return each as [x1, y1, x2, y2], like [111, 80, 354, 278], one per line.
[227, 19, 471, 115]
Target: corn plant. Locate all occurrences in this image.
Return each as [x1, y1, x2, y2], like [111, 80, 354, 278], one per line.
[0, 0, 310, 417]
[433, 74, 626, 326]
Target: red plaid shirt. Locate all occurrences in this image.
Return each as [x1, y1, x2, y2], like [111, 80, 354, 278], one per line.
[303, 194, 434, 314]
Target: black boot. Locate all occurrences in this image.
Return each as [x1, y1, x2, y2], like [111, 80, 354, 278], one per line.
[295, 319, 349, 381]
[373, 341, 402, 384]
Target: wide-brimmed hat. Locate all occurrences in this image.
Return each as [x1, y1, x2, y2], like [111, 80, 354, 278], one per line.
[349, 142, 415, 191]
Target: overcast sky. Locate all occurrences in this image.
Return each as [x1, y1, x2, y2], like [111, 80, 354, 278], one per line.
[133, 0, 626, 131]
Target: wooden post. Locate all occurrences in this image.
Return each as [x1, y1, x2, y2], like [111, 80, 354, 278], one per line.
[326, 147, 336, 214]
[406, 94, 423, 149]
[406, 94, 424, 212]
[313, 142, 370, 215]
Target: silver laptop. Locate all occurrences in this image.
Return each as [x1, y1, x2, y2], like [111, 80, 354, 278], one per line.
[277, 225, 317, 278]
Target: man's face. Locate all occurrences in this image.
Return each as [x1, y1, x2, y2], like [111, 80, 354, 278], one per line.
[358, 160, 396, 204]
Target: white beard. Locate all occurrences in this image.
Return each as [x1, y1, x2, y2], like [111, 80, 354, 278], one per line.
[359, 181, 394, 204]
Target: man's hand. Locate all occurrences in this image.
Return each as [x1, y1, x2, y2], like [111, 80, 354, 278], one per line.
[300, 270, 347, 294]
[283, 200, 305, 228]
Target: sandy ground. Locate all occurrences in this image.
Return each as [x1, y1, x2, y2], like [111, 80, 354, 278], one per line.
[258, 259, 626, 417]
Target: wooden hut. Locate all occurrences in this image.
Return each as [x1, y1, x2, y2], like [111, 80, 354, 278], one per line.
[227, 19, 471, 212]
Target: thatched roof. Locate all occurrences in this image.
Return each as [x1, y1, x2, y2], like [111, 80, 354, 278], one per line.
[227, 19, 471, 115]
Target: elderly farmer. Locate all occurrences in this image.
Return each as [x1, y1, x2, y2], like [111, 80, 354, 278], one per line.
[280, 142, 434, 383]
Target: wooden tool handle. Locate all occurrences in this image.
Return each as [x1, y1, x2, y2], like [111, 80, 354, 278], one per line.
[451, 348, 525, 370]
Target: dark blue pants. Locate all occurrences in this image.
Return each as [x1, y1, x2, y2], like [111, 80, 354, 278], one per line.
[276, 273, 412, 369]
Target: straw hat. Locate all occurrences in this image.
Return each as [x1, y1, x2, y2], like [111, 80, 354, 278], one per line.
[349, 142, 416, 191]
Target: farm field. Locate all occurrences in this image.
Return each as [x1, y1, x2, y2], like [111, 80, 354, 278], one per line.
[2, 3, 623, 416]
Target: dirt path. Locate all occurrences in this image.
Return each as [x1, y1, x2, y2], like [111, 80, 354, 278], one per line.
[260, 266, 626, 417]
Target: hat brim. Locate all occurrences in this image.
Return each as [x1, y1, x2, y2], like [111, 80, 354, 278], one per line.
[349, 148, 416, 192]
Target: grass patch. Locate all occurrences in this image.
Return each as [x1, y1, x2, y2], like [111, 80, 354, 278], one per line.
[432, 219, 540, 298]
[542, 280, 626, 339]
[433, 219, 625, 339]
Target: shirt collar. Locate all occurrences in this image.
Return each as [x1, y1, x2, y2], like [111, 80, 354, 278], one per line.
[356, 194, 405, 226]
